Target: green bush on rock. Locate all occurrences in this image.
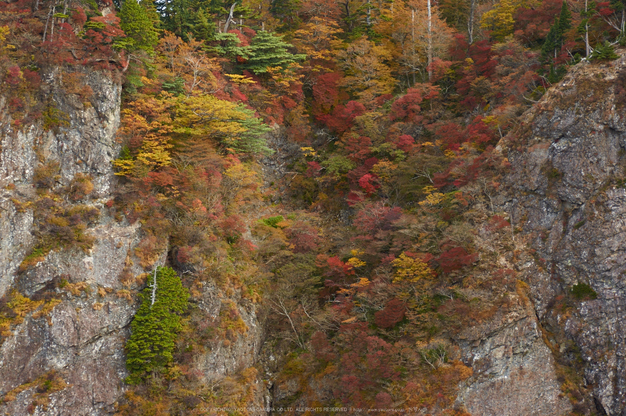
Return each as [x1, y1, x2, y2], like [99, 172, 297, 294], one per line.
[125, 266, 189, 384]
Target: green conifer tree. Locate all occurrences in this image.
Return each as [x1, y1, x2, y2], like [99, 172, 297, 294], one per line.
[590, 41, 620, 60]
[230, 106, 274, 155]
[558, 1, 572, 35]
[541, 19, 560, 61]
[192, 9, 217, 42]
[243, 31, 306, 75]
[125, 266, 189, 384]
[269, 0, 302, 32]
[541, 2, 571, 61]
[214, 32, 252, 62]
[118, 0, 160, 55]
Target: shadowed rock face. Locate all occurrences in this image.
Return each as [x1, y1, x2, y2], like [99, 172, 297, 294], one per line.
[503, 54, 626, 415]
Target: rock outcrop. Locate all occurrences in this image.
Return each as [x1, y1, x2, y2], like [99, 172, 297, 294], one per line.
[0, 69, 149, 415]
[455, 285, 572, 415]
[0, 68, 269, 415]
[502, 53, 626, 415]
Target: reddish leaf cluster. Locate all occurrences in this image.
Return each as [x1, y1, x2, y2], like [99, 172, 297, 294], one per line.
[374, 298, 406, 329]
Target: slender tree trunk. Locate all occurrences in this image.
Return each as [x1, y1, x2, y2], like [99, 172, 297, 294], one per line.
[343, 1, 353, 32]
[427, 0, 433, 80]
[272, 299, 304, 349]
[223, 2, 237, 33]
[585, 0, 591, 56]
[62, 0, 68, 24]
[412, 8, 416, 85]
[43, 5, 54, 41]
[150, 268, 157, 307]
[468, 0, 476, 44]
[50, 4, 56, 41]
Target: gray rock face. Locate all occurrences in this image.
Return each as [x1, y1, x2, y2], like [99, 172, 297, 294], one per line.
[193, 282, 263, 383]
[503, 54, 626, 415]
[0, 296, 135, 416]
[0, 192, 34, 297]
[0, 70, 121, 194]
[456, 291, 571, 416]
[0, 70, 123, 298]
[0, 67, 269, 415]
[0, 69, 149, 415]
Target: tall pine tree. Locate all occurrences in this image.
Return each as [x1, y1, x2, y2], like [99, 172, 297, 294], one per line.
[541, 1, 571, 62]
[243, 31, 306, 75]
[118, 0, 160, 55]
[125, 266, 189, 384]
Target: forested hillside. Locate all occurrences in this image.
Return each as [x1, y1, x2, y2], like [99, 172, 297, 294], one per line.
[1, 0, 626, 414]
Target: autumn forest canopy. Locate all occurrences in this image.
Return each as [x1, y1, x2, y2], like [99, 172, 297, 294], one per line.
[0, 0, 622, 412]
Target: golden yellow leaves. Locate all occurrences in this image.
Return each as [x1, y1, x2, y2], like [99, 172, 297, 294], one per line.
[293, 17, 343, 71]
[300, 147, 318, 158]
[372, 160, 398, 182]
[338, 277, 371, 296]
[419, 185, 446, 206]
[223, 163, 262, 210]
[480, 0, 533, 41]
[346, 257, 367, 269]
[225, 73, 256, 84]
[346, 249, 367, 269]
[113, 110, 173, 177]
[0, 26, 13, 52]
[392, 253, 435, 283]
[335, 37, 397, 104]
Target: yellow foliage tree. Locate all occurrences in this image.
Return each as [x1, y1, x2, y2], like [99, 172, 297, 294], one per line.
[171, 94, 272, 155]
[419, 185, 446, 206]
[113, 98, 174, 178]
[0, 26, 10, 53]
[335, 37, 396, 104]
[392, 253, 435, 283]
[222, 162, 262, 211]
[480, 0, 533, 41]
[293, 17, 343, 72]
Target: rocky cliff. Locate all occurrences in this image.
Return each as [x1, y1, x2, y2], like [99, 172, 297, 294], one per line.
[501, 52, 626, 415]
[4, 53, 626, 416]
[0, 68, 268, 416]
[0, 70, 152, 415]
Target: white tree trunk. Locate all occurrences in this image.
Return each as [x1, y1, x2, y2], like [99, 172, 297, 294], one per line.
[468, 0, 476, 44]
[223, 2, 237, 33]
[427, 0, 433, 80]
[150, 268, 157, 307]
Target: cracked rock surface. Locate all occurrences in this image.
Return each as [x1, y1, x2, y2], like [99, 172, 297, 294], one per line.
[502, 54, 626, 415]
[0, 70, 149, 416]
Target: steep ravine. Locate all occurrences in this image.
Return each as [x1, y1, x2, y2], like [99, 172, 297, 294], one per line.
[3, 54, 626, 415]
